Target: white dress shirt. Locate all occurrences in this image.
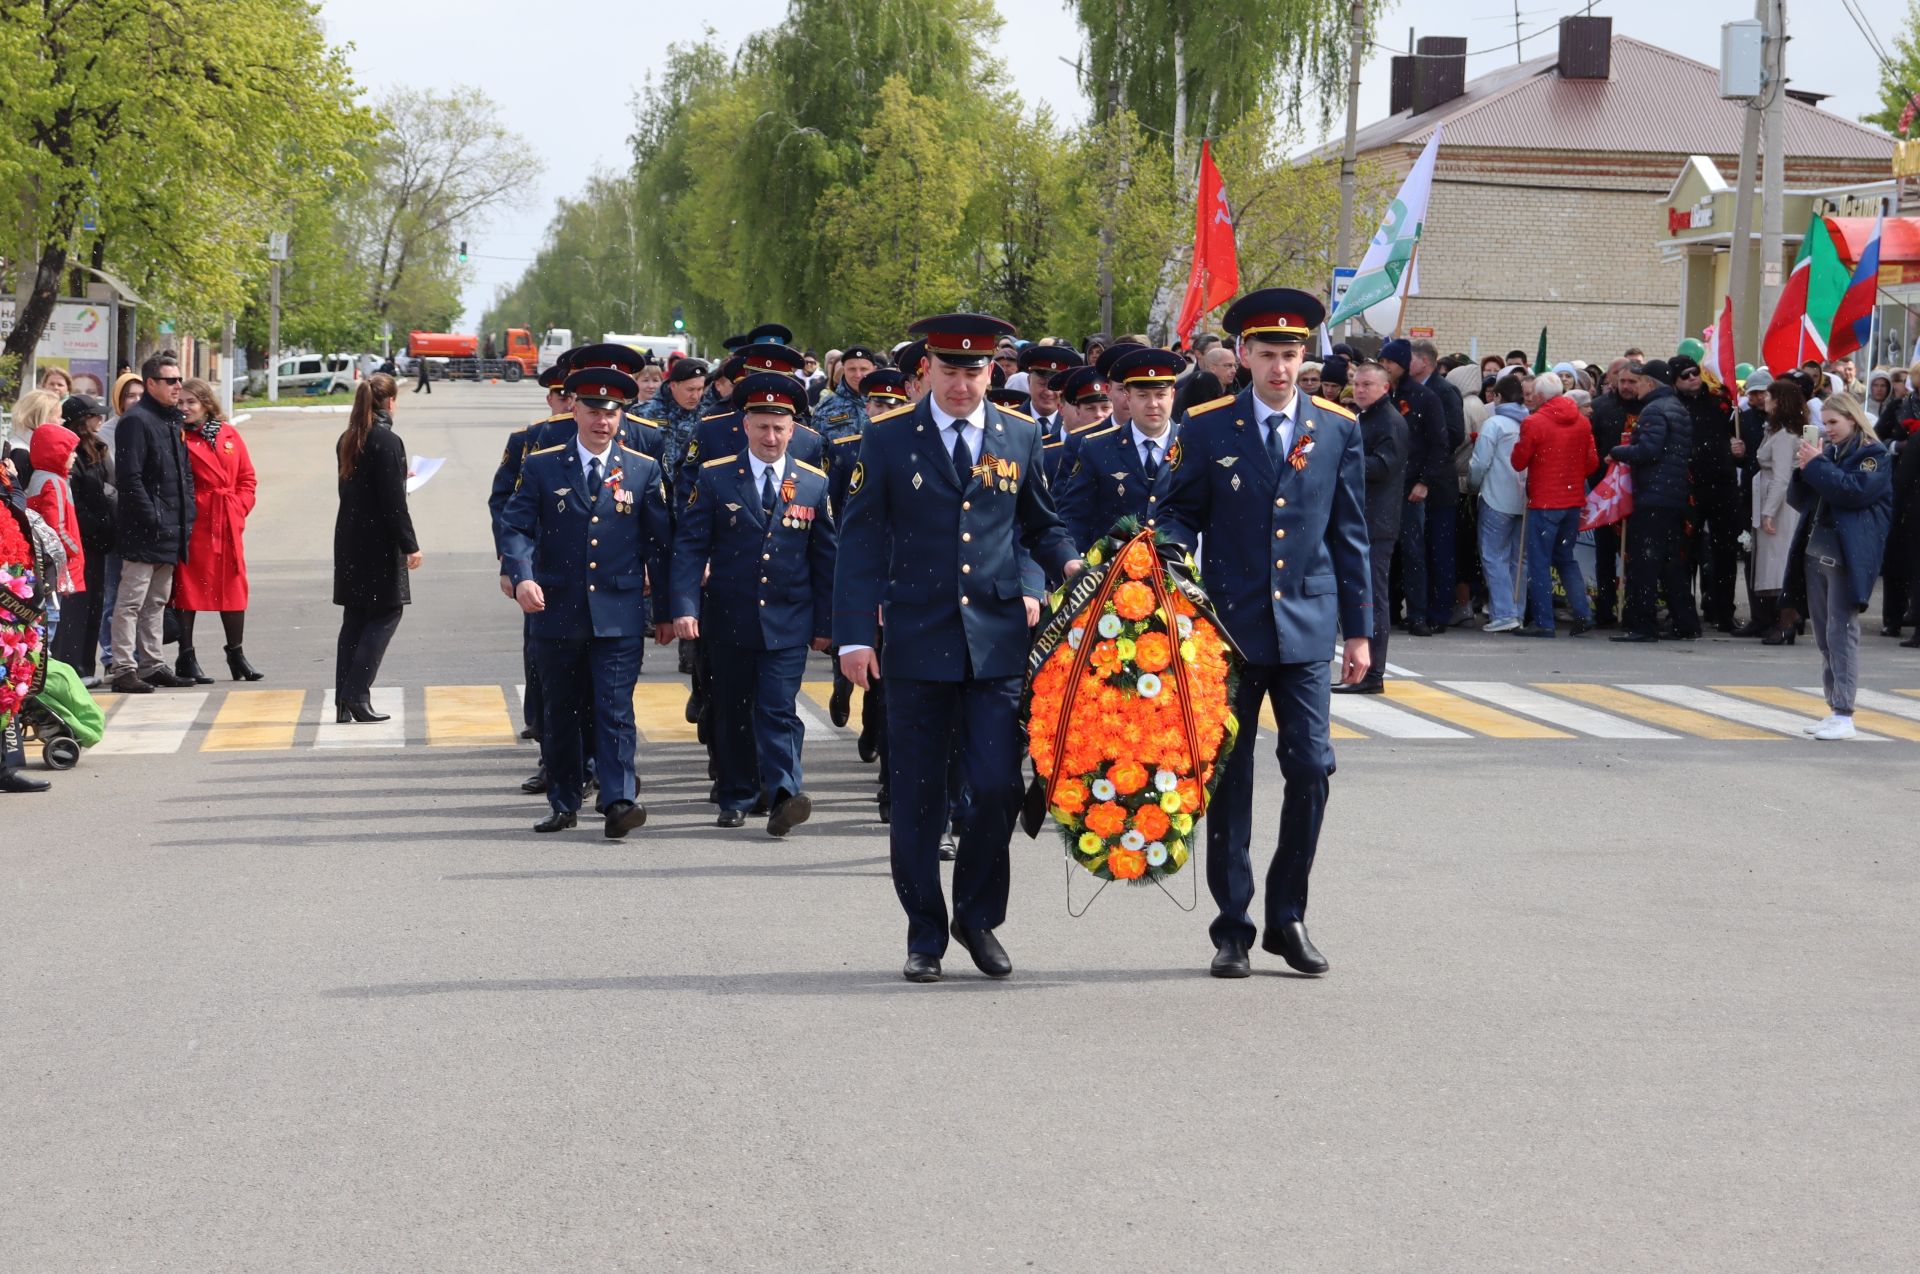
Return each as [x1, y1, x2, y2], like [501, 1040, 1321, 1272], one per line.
[575, 437, 615, 487]
[929, 398, 986, 466]
[748, 451, 786, 509]
[1130, 424, 1173, 475]
[1252, 391, 1298, 458]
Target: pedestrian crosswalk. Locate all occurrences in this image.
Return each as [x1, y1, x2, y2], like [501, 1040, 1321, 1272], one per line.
[62, 678, 1920, 758]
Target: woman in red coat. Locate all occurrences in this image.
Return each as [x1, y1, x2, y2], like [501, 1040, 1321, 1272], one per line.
[172, 379, 263, 682]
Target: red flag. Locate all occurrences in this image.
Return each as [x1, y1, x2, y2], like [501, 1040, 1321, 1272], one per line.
[1705, 295, 1736, 389]
[1174, 142, 1239, 349]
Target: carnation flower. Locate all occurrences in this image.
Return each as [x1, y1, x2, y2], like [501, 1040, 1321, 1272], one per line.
[1154, 769, 1179, 792]
[1097, 613, 1122, 639]
[1120, 830, 1145, 851]
[1135, 672, 1162, 698]
[1090, 778, 1116, 801]
[1145, 842, 1168, 867]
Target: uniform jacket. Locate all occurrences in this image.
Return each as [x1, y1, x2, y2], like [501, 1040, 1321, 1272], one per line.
[172, 422, 257, 611]
[1158, 389, 1372, 665]
[498, 442, 672, 640]
[489, 413, 569, 552]
[1610, 384, 1692, 510]
[1787, 434, 1894, 606]
[333, 417, 418, 609]
[640, 392, 706, 478]
[832, 397, 1076, 681]
[677, 411, 824, 504]
[814, 383, 869, 448]
[113, 395, 196, 564]
[1054, 421, 1178, 551]
[1356, 396, 1409, 542]
[672, 452, 837, 650]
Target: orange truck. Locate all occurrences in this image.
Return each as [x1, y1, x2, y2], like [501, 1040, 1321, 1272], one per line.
[406, 328, 538, 382]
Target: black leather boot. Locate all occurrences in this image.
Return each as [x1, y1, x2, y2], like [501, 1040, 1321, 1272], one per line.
[225, 645, 264, 681]
[175, 648, 215, 685]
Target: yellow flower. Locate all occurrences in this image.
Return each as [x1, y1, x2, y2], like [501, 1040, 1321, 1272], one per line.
[1172, 812, 1194, 835]
[1180, 640, 1197, 663]
[1169, 840, 1189, 868]
[1077, 832, 1103, 855]
[1086, 547, 1104, 567]
[1159, 790, 1183, 813]
[1114, 637, 1136, 661]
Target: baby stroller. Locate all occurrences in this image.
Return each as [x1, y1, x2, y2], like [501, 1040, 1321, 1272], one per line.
[18, 657, 103, 770]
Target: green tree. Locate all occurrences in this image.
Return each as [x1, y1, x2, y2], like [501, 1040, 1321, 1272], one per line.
[1864, 1, 1920, 135]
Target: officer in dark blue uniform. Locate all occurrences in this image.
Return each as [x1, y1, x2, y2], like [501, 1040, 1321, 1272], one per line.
[1060, 341, 1144, 469]
[1157, 288, 1372, 979]
[527, 345, 664, 459]
[1055, 346, 1184, 551]
[986, 385, 1031, 414]
[817, 347, 879, 730]
[1041, 366, 1114, 484]
[1016, 344, 1082, 446]
[498, 362, 674, 838]
[676, 343, 825, 502]
[834, 312, 1083, 983]
[672, 374, 838, 835]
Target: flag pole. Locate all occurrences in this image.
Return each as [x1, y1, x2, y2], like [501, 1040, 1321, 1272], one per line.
[1391, 239, 1421, 339]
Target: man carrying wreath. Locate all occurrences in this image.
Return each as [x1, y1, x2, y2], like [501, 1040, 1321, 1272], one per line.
[1158, 288, 1372, 979]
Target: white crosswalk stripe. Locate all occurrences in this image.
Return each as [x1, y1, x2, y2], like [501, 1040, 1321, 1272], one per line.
[1326, 695, 1469, 739]
[314, 689, 406, 748]
[89, 692, 208, 756]
[1623, 684, 1887, 741]
[1437, 681, 1676, 739]
[1816, 688, 1920, 723]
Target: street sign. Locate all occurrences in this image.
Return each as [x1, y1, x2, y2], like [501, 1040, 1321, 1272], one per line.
[268, 232, 288, 261]
[1409, 326, 1435, 341]
[1330, 267, 1357, 308]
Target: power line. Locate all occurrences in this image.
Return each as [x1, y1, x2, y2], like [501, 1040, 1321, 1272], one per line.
[1372, 0, 1608, 60]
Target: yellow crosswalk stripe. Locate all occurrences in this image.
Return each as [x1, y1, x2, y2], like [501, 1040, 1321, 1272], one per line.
[632, 683, 700, 742]
[1536, 683, 1777, 740]
[201, 689, 306, 751]
[424, 685, 517, 746]
[1383, 681, 1571, 738]
[800, 680, 866, 723]
[1900, 689, 1920, 701]
[1258, 700, 1364, 740]
[1713, 685, 1920, 742]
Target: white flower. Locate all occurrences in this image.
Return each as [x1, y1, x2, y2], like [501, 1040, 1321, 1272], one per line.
[1153, 768, 1179, 792]
[1176, 614, 1194, 639]
[1145, 842, 1168, 866]
[1090, 779, 1116, 801]
[1135, 672, 1162, 698]
[1067, 626, 1083, 649]
[1120, 830, 1146, 851]
[1097, 613, 1123, 639]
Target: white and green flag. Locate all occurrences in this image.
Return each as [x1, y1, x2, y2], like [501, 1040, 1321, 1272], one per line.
[1327, 125, 1443, 334]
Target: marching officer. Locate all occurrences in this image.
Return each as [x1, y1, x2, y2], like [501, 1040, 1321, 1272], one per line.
[834, 312, 1083, 984]
[498, 361, 674, 838]
[528, 344, 662, 458]
[1157, 287, 1372, 980]
[643, 357, 710, 480]
[677, 343, 825, 501]
[818, 345, 879, 730]
[1017, 344, 1082, 445]
[1055, 346, 1184, 551]
[986, 385, 1031, 414]
[671, 373, 838, 836]
[1042, 365, 1115, 483]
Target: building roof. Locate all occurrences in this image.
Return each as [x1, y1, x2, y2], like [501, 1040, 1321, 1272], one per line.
[1342, 35, 1892, 161]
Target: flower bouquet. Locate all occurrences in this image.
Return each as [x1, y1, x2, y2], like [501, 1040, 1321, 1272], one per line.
[0, 506, 48, 734]
[1023, 520, 1243, 884]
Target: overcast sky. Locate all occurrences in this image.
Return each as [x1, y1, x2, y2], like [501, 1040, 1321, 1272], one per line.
[317, 0, 1905, 328]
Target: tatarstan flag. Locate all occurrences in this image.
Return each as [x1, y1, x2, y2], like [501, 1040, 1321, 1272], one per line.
[1762, 213, 1848, 374]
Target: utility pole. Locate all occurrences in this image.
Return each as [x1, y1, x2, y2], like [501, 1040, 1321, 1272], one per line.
[1758, 0, 1787, 333]
[1335, 0, 1366, 279]
[266, 229, 287, 403]
[1727, 1, 1766, 361]
[221, 312, 236, 410]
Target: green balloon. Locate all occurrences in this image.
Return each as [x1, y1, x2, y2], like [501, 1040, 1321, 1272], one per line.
[1676, 337, 1706, 361]
[1735, 362, 1754, 382]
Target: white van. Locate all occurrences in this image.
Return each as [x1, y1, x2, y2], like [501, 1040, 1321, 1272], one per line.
[255, 352, 354, 395]
[602, 333, 691, 361]
[537, 329, 574, 374]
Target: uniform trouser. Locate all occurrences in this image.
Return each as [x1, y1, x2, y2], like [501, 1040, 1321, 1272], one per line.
[521, 614, 542, 735]
[336, 604, 404, 704]
[1805, 560, 1860, 715]
[110, 561, 174, 675]
[886, 674, 1023, 956]
[1881, 523, 1911, 628]
[1424, 497, 1458, 625]
[1395, 498, 1427, 624]
[1592, 523, 1622, 620]
[1622, 507, 1698, 636]
[709, 642, 806, 811]
[1365, 537, 1395, 682]
[530, 635, 641, 814]
[1698, 493, 1744, 625]
[1207, 659, 1334, 949]
[50, 550, 108, 676]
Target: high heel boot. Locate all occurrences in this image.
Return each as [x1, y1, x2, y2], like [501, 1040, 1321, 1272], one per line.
[225, 645, 265, 681]
[1732, 594, 1777, 638]
[175, 647, 215, 685]
[1762, 606, 1799, 646]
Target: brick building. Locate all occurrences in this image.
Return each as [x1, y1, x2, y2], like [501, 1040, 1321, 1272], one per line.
[1326, 16, 1892, 359]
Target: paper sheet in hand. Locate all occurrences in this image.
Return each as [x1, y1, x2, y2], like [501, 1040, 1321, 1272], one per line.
[405, 456, 445, 494]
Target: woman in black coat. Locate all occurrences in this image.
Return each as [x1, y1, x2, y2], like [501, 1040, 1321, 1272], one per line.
[333, 374, 420, 723]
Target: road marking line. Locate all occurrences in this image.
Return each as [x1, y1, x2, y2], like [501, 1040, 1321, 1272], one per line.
[1326, 694, 1468, 739]
[314, 689, 406, 748]
[1534, 684, 1778, 740]
[1383, 662, 1420, 679]
[1897, 689, 1920, 702]
[1383, 681, 1572, 739]
[1438, 681, 1676, 739]
[424, 685, 517, 747]
[800, 679, 867, 730]
[90, 692, 209, 755]
[1721, 686, 1920, 742]
[201, 689, 305, 751]
[1258, 700, 1364, 740]
[1325, 645, 1418, 678]
[1624, 684, 1886, 741]
[631, 683, 699, 743]
[1833, 689, 1920, 724]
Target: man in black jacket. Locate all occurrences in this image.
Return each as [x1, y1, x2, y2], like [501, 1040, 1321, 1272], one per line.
[1609, 360, 1698, 642]
[1333, 363, 1408, 694]
[108, 352, 196, 693]
[1587, 365, 1636, 626]
[1410, 339, 1464, 628]
[1671, 354, 1743, 631]
[1379, 339, 1448, 635]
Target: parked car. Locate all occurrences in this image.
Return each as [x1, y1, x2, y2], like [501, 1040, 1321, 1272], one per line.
[247, 352, 358, 396]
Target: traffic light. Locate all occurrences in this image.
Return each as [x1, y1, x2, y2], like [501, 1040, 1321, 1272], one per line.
[458, 240, 468, 263]
[671, 304, 685, 332]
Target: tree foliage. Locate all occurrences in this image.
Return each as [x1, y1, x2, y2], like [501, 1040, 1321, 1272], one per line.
[1864, 1, 1920, 135]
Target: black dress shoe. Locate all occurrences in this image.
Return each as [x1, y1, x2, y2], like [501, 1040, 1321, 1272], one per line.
[110, 672, 155, 694]
[767, 790, 812, 837]
[1880, 624, 1902, 638]
[336, 702, 353, 723]
[828, 681, 852, 728]
[938, 832, 957, 862]
[346, 701, 390, 723]
[1610, 630, 1659, 643]
[1331, 679, 1383, 695]
[1209, 940, 1251, 978]
[684, 691, 703, 724]
[902, 953, 942, 983]
[519, 726, 538, 740]
[1512, 624, 1555, 638]
[604, 800, 648, 839]
[716, 809, 746, 828]
[520, 767, 549, 794]
[0, 769, 52, 793]
[1262, 921, 1329, 974]
[1568, 619, 1595, 637]
[949, 921, 1012, 978]
[749, 792, 770, 816]
[1406, 620, 1434, 637]
[1904, 632, 1920, 649]
[856, 729, 879, 764]
[533, 810, 576, 833]
[142, 667, 191, 688]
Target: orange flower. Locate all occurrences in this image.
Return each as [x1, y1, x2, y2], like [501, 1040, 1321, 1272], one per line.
[1083, 801, 1127, 839]
[1120, 540, 1156, 580]
[1108, 760, 1149, 795]
[1134, 631, 1172, 672]
[1113, 581, 1155, 621]
[1053, 777, 1089, 815]
[1132, 802, 1170, 841]
[1176, 778, 1202, 812]
[1170, 592, 1197, 616]
[1090, 639, 1121, 675]
[1108, 847, 1147, 880]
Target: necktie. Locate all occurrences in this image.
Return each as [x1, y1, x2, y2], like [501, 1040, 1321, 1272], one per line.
[951, 425, 972, 487]
[761, 465, 777, 517]
[1142, 439, 1159, 483]
[1265, 416, 1287, 472]
[587, 454, 603, 498]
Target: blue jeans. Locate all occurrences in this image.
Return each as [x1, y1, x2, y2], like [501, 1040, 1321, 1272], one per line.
[1525, 507, 1590, 630]
[97, 553, 122, 664]
[1478, 503, 1525, 624]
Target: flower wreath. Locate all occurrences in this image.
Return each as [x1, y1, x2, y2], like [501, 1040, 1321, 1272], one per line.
[0, 501, 48, 734]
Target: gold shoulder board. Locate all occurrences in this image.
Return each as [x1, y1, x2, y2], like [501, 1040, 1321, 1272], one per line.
[528, 444, 567, 456]
[1188, 394, 1236, 415]
[702, 454, 739, 468]
[997, 406, 1036, 423]
[832, 432, 863, 447]
[792, 458, 827, 478]
[869, 403, 915, 423]
[701, 411, 731, 421]
[1312, 395, 1358, 421]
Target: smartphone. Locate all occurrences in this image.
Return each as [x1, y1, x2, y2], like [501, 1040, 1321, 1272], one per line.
[1803, 420, 1825, 445]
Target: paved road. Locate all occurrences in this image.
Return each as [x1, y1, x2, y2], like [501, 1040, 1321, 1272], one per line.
[5, 384, 1915, 1270]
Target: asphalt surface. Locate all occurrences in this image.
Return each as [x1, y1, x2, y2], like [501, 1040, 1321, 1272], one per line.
[5, 383, 1916, 1271]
